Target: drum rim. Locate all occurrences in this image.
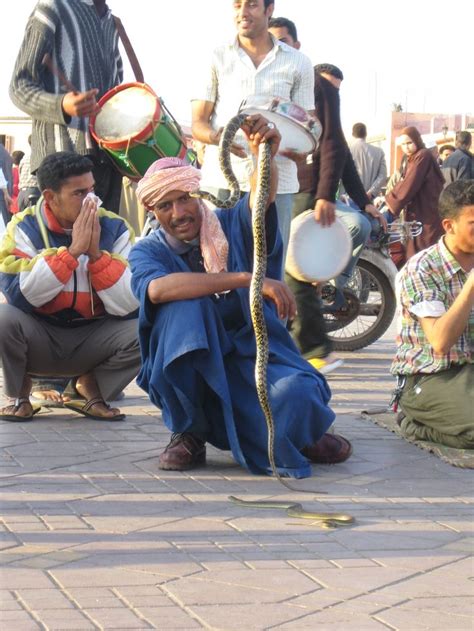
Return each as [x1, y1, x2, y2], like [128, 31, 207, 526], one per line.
[89, 82, 162, 150]
[240, 106, 317, 153]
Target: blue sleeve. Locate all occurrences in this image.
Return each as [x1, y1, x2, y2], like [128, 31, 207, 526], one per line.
[129, 237, 172, 328]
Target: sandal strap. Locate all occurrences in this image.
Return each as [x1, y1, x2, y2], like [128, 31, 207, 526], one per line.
[82, 397, 109, 413]
[14, 397, 31, 408]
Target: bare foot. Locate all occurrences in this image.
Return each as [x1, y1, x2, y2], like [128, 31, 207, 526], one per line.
[75, 375, 121, 418]
[84, 399, 121, 418]
[0, 399, 34, 419]
[32, 389, 71, 403]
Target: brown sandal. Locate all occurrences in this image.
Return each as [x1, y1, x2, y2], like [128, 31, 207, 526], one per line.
[64, 397, 125, 421]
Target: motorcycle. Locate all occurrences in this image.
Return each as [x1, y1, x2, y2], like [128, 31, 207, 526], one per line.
[321, 211, 422, 351]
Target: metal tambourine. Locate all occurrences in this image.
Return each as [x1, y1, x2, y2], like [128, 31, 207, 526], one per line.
[239, 95, 322, 153]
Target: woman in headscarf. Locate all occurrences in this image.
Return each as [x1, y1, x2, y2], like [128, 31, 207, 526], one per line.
[386, 126, 444, 267]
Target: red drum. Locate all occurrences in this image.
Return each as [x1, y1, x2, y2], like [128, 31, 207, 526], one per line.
[90, 82, 189, 181]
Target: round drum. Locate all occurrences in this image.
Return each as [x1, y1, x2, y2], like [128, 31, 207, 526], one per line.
[239, 95, 322, 153]
[285, 211, 352, 282]
[90, 83, 190, 181]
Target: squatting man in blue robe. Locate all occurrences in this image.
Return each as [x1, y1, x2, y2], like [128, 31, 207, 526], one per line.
[129, 114, 352, 477]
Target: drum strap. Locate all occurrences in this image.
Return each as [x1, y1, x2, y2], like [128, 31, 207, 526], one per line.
[113, 16, 145, 84]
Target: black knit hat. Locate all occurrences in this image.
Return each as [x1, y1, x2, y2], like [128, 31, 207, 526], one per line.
[314, 63, 344, 81]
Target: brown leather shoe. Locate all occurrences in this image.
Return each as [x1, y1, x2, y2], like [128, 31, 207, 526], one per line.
[301, 433, 352, 464]
[158, 433, 206, 471]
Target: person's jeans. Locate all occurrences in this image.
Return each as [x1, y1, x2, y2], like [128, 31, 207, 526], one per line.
[275, 193, 294, 278]
[334, 200, 371, 290]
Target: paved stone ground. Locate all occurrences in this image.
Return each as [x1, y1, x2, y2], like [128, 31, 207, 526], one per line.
[1, 325, 473, 630]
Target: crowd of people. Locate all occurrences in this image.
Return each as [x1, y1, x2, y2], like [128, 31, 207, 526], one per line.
[0, 0, 472, 475]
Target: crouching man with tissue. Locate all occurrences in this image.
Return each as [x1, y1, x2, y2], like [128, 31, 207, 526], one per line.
[0, 152, 141, 422]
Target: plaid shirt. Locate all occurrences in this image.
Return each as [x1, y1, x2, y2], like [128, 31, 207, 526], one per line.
[391, 237, 473, 375]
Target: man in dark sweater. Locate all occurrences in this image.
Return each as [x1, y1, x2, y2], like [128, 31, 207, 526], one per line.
[287, 64, 385, 370]
[269, 20, 386, 372]
[9, 0, 124, 213]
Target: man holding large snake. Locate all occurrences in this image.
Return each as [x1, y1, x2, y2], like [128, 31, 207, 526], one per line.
[129, 115, 352, 476]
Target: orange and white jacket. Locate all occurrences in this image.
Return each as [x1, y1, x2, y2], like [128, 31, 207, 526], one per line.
[0, 199, 139, 326]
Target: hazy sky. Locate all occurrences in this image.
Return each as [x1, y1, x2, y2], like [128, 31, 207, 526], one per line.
[2, 0, 472, 134]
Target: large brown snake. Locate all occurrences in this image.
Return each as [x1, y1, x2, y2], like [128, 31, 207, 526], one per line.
[192, 114, 354, 529]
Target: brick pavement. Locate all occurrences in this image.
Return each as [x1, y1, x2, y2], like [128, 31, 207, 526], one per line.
[1, 325, 473, 630]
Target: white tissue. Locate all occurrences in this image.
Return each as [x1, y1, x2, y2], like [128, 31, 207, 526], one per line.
[83, 192, 103, 207]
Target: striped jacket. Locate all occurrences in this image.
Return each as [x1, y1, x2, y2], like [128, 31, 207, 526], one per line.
[0, 200, 139, 326]
[9, 0, 123, 173]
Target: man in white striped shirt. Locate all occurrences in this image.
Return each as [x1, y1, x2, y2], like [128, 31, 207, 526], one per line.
[191, 0, 314, 271]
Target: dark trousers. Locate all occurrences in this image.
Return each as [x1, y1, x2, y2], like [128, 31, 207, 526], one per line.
[89, 152, 123, 214]
[286, 192, 333, 358]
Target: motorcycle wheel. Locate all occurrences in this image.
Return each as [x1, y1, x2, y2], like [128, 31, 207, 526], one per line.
[323, 259, 396, 351]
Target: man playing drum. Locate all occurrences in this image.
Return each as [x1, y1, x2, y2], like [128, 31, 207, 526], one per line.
[129, 115, 352, 475]
[10, 0, 125, 213]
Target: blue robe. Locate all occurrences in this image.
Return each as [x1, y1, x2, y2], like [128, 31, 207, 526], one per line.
[129, 196, 335, 478]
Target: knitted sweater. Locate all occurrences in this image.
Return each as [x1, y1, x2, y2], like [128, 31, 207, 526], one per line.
[9, 0, 123, 173]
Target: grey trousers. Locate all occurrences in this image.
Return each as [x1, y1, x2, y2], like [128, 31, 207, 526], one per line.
[0, 305, 141, 401]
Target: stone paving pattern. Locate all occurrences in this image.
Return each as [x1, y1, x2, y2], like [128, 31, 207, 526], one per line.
[1, 325, 473, 630]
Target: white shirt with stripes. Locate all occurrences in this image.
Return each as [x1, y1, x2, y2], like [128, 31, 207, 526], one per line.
[193, 37, 314, 194]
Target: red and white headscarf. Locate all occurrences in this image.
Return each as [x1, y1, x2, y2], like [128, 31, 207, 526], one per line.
[137, 158, 228, 273]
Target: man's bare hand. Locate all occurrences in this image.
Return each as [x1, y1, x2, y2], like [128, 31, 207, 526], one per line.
[364, 203, 388, 231]
[69, 201, 96, 259]
[62, 89, 100, 118]
[279, 149, 309, 163]
[262, 278, 297, 320]
[241, 114, 281, 158]
[85, 197, 101, 262]
[211, 127, 247, 158]
[229, 142, 248, 158]
[314, 199, 336, 226]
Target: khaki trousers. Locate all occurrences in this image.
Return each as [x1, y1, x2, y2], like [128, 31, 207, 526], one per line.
[399, 363, 474, 449]
[0, 305, 141, 401]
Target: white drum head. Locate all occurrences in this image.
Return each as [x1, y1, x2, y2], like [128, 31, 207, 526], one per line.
[285, 211, 352, 282]
[94, 86, 157, 142]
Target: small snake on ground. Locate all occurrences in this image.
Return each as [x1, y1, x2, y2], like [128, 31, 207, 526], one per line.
[193, 114, 354, 529]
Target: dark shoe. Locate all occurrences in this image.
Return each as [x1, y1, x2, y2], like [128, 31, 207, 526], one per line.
[158, 433, 206, 471]
[322, 288, 348, 313]
[301, 433, 352, 464]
